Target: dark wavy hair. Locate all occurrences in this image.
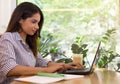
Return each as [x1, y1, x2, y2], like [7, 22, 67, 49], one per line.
[6, 2, 44, 57]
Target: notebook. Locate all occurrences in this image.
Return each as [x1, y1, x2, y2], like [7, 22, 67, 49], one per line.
[62, 41, 101, 75]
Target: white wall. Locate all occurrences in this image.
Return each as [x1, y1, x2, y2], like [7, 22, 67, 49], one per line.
[0, 0, 16, 34]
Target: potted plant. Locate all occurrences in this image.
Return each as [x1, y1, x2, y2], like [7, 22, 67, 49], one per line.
[71, 36, 88, 66]
[98, 48, 120, 70]
[98, 29, 120, 71]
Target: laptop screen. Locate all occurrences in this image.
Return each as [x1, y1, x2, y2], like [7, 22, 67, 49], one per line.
[86, 41, 101, 70]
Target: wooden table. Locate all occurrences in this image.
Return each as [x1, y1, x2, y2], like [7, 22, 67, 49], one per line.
[11, 68, 120, 84]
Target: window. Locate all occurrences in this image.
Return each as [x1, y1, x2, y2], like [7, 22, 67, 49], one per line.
[17, 0, 120, 57]
[0, 0, 16, 34]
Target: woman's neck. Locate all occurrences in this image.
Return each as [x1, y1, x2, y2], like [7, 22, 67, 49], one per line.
[19, 32, 27, 42]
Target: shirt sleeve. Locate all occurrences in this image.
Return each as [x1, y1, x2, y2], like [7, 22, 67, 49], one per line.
[36, 53, 51, 67]
[0, 39, 18, 83]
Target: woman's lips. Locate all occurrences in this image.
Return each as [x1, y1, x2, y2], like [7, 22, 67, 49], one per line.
[32, 30, 37, 33]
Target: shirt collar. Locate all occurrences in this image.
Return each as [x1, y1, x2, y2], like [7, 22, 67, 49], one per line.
[13, 32, 23, 41]
[13, 32, 28, 46]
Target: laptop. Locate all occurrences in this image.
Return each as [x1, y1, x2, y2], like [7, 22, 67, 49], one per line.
[62, 41, 101, 75]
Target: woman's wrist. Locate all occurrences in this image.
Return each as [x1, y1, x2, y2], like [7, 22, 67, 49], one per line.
[64, 63, 71, 69]
[47, 61, 55, 67]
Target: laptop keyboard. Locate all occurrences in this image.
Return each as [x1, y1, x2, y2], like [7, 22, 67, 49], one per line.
[66, 68, 90, 72]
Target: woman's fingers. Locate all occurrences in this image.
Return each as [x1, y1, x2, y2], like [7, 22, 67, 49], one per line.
[67, 62, 83, 69]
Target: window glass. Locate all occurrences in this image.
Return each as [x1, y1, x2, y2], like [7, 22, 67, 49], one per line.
[17, 0, 119, 57]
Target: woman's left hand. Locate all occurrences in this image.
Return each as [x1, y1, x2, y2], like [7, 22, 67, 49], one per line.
[65, 62, 83, 70]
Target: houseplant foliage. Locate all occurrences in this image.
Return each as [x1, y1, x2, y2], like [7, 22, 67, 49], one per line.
[71, 36, 88, 66]
[37, 33, 53, 58]
[37, 33, 72, 63]
[98, 29, 120, 71]
[98, 48, 120, 68]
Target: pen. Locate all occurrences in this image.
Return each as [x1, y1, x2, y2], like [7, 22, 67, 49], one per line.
[36, 72, 65, 78]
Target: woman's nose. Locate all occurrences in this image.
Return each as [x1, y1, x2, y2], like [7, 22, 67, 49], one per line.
[35, 24, 39, 29]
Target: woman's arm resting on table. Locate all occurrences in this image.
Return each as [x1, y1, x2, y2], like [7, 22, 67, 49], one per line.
[7, 64, 64, 77]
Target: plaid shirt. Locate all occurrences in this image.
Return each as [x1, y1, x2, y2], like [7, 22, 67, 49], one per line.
[0, 32, 50, 83]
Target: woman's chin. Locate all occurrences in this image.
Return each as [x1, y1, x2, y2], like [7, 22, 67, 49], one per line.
[28, 33, 35, 36]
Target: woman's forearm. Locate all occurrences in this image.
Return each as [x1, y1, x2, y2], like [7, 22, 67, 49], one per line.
[7, 65, 47, 76]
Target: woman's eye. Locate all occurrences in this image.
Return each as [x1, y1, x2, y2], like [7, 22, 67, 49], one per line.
[32, 21, 36, 23]
[31, 20, 37, 23]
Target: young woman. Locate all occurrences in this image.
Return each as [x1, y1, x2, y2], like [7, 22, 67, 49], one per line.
[0, 2, 82, 83]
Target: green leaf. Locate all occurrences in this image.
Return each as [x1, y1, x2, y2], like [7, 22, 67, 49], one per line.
[117, 63, 120, 68]
[65, 58, 73, 63]
[56, 58, 73, 63]
[71, 44, 80, 54]
[77, 48, 83, 54]
[81, 44, 87, 48]
[103, 37, 108, 40]
[56, 58, 66, 63]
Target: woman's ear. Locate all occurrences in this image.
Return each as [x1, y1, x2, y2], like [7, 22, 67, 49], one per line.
[19, 19, 23, 24]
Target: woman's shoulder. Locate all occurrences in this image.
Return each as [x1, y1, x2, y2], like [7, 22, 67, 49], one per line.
[0, 32, 18, 42]
[1, 32, 13, 39]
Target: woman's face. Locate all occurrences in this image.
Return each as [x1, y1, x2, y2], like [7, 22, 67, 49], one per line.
[19, 13, 40, 36]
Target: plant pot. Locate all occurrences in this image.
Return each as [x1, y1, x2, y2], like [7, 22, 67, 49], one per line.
[72, 54, 83, 64]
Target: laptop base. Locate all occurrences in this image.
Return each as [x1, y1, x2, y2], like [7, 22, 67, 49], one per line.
[62, 68, 93, 75]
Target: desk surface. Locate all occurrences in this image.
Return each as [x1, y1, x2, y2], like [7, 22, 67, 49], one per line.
[11, 68, 120, 84]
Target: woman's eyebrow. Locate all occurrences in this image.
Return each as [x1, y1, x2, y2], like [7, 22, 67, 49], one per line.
[32, 19, 40, 22]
